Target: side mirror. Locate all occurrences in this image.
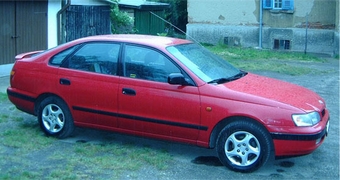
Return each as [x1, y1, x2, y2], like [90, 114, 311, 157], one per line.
[168, 73, 192, 86]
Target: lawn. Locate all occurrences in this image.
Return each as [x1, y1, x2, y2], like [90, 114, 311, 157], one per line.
[205, 44, 327, 75]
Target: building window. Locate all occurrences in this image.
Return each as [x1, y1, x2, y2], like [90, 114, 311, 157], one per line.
[274, 0, 282, 9]
[263, 0, 294, 11]
[274, 39, 291, 50]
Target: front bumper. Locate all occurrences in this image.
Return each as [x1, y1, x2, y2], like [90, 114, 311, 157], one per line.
[271, 119, 330, 157]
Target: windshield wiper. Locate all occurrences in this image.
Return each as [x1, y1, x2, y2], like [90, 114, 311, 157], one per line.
[208, 71, 248, 84]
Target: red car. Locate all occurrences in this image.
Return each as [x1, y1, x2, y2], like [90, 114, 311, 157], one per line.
[7, 34, 329, 172]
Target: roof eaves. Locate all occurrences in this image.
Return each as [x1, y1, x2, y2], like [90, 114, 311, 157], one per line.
[118, 1, 169, 11]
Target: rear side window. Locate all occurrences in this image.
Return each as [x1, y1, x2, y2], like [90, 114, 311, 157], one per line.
[49, 45, 79, 66]
[64, 43, 120, 75]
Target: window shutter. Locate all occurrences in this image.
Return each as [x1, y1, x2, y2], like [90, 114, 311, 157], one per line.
[262, 0, 272, 9]
[282, 0, 294, 10]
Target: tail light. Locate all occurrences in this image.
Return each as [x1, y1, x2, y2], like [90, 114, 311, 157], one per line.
[10, 69, 15, 81]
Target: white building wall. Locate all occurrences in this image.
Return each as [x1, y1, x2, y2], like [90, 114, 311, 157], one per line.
[188, 0, 258, 25]
[187, 0, 339, 55]
[47, 1, 61, 48]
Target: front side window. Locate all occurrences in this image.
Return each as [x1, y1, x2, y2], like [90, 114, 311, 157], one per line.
[64, 43, 120, 75]
[123, 45, 182, 83]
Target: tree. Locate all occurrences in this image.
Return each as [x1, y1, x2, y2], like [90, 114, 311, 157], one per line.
[152, 0, 188, 37]
[110, 0, 136, 34]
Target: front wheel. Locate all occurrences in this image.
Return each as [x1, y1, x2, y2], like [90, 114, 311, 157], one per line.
[38, 96, 74, 138]
[216, 120, 273, 172]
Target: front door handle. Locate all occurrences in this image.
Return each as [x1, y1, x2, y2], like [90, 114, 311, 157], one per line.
[122, 88, 136, 96]
[60, 78, 71, 85]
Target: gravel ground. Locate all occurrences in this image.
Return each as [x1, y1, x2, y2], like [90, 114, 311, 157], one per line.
[0, 58, 339, 179]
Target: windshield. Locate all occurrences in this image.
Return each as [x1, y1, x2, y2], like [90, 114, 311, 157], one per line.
[167, 43, 242, 83]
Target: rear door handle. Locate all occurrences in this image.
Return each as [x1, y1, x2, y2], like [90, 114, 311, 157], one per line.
[122, 88, 136, 96]
[60, 78, 71, 85]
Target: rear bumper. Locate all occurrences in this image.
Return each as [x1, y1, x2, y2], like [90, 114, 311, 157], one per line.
[7, 88, 36, 115]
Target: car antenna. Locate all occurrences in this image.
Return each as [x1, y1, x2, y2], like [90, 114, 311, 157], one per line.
[149, 11, 203, 46]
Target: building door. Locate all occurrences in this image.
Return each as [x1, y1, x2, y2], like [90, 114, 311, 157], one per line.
[63, 5, 111, 43]
[0, 0, 47, 65]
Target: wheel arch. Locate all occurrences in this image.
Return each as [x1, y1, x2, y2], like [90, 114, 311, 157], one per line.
[34, 93, 67, 115]
[208, 116, 274, 149]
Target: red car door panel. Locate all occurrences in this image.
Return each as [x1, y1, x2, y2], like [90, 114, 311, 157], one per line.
[56, 42, 121, 127]
[57, 70, 119, 127]
[118, 77, 201, 140]
[118, 45, 202, 141]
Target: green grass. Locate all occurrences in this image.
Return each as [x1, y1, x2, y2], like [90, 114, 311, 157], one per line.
[205, 44, 328, 75]
[0, 114, 9, 123]
[205, 44, 323, 61]
[47, 141, 173, 178]
[1, 127, 173, 179]
[1, 121, 54, 152]
[0, 93, 7, 102]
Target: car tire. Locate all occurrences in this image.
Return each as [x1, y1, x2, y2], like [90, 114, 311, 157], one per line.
[216, 120, 273, 172]
[38, 96, 74, 138]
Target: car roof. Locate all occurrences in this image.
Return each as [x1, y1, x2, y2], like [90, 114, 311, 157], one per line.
[75, 34, 192, 48]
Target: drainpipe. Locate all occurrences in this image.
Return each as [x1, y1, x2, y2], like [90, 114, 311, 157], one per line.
[57, 0, 71, 45]
[259, 0, 263, 49]
[304, 13, 308, 54]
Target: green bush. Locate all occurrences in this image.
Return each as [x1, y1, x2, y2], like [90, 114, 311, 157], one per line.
[110, 0, 136, 34]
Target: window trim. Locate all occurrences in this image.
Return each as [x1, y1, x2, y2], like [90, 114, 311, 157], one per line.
[121, 43, 197, 86]
[273, 0, 282, 9]
[262, 0, 294, 11]
[58, 42, 122, 76]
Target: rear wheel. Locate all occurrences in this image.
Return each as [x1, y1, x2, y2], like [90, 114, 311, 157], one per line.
[216, 120, 273, 172]
[38, 96, 74, 138]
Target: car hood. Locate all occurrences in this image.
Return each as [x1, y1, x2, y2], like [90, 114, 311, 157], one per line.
[224, 73, 325, 112]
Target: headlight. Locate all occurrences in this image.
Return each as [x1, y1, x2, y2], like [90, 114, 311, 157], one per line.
[292, 112, 321, 127]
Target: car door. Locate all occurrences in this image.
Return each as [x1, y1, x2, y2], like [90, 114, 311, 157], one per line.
[55, 42, 121, 128]
[118, 44, 202, 141]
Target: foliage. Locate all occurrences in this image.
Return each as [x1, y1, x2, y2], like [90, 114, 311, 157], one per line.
[151, 0, 188, 37]
[109, 0, 187, 36]
[110, 0, 136, 34]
